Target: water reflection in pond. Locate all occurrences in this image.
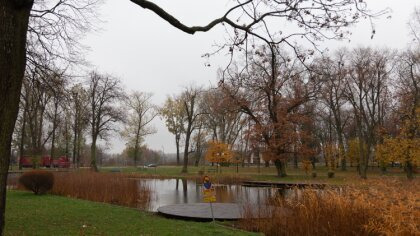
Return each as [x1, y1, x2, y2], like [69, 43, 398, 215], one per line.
[140, 178, 292, 212]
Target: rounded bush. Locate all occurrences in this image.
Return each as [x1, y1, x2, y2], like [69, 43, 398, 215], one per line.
[18, 170, 54, 194]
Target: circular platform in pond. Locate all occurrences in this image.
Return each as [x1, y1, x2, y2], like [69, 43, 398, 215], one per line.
[157, 203, 244, 220]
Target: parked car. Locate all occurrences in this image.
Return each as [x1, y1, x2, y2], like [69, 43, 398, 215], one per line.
[19, 156, 33, 168]
[53, 156, 71, 168]
[41, 156, 53, 167]
[146, 163, 157, 168]
[40, 156, 71, 168]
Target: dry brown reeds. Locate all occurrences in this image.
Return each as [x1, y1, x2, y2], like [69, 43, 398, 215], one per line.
[50, 172, 151, 209]
[240, 179, 420, 236]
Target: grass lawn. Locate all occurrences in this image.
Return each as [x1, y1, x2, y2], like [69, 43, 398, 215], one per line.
[101, 165, 410, 185]
[5, 191, 259, 236]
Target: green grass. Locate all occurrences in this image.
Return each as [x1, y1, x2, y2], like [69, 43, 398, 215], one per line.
[100, 165, 411, 185]
[5, 191, 259, 236]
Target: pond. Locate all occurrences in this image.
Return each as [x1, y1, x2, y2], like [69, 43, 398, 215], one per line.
[140, 178, 293, 212]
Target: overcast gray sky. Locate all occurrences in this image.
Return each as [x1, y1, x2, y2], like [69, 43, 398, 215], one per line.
[82, 0, 419, 154]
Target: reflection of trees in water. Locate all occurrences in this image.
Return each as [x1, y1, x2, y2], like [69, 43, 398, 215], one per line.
[214, 185, 233, 202]
[182, 179, 188, 203]
[144, 179, 305, 211]
[195, 182, 200, 199]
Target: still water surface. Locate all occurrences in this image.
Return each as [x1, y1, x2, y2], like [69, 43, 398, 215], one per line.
[140, 178, 291, 211]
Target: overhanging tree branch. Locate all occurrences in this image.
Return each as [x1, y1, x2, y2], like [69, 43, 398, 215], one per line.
[130, 0, 252, 35]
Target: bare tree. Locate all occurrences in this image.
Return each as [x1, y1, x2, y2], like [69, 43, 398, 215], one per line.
[26, 0, 100, 72]
[45, 72, 67, 163]
[408, 7, 420, 45]
[87, 72, 125, 171]
[222, 46, 320, 177]
[201, 87, 245, 147]
[70, 83, 89, 167]
[180, 86, 203, 173]
[24, 68, 54, 157]
[122, 91, 157, 167]
[190, 117, 207, 167]
[316, 49, 350, 170]
[344, 47, 393, 179]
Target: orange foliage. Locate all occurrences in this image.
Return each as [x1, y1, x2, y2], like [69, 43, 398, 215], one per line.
[205, 141, 234, 163]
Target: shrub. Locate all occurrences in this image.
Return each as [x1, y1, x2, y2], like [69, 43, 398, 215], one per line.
[18, 170, 54, 194]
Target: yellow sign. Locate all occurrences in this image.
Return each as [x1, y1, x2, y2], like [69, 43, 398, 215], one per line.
[203, 188, 216, 202]
[202, 176, 216, 203]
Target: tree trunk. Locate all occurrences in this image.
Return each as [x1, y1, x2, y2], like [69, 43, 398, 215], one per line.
[380, 160, 387, 174]
[0, 1, 33, 234]
[338, 135, 346, 171]
[72, 102, 78, 166]
[90, 137, 98, 171]
[406, 161, 414, 180]
[194, 152, 200, 167]
[359, 150, 368, 179]
[134, 145, 139, 168]
[50, 101, 58, 164]
[76, 130, 82, 168]
[359, 162, 367, 179]
[340, 156, 347, 171]
[19, 109, 26, 170]
[311, 156, 316, 169]
[134, 122, 142, 167]
[134, 143, 139, 167]
[64, 117, 69, 159]
[293, 152, 298, 169]
[274, 159, 287, 177]
[175, 134, 180, 166]
[257, 154, 260, 173]
[181, 131, 190, 173]
[358, 140, 370, 179]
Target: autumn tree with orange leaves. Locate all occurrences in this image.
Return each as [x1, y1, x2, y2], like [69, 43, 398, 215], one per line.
[221, 46, 320, 177]
[205, 141, 234, 172]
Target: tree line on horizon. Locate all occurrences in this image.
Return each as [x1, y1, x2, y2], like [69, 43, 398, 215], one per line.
[13, 45, 419, 180]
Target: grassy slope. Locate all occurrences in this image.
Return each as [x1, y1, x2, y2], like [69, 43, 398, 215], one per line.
[5, 191, 259, 236]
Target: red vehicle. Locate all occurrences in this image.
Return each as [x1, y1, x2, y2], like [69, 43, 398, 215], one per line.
[41, 156, 53, 167]
[19, 156, 33, 168]
[53, 156, 71, 168]
[41, 156, 71, 168]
